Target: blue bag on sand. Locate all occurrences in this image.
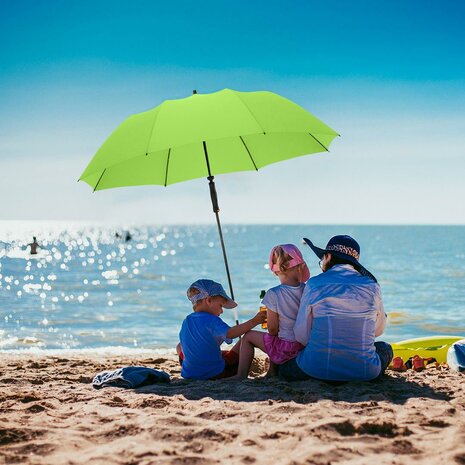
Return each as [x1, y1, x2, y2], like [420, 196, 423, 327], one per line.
[447, 339, 465, 372]
[92, 366, 170, 389]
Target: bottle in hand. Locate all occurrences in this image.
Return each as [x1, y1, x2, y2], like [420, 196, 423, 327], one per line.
[259, 289, 267, 329]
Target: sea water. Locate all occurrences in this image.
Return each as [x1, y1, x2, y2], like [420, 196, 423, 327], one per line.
[0, 222, 464, 352]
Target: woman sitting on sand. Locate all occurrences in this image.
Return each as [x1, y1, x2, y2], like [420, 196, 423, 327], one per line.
[279, 235, 393, 382]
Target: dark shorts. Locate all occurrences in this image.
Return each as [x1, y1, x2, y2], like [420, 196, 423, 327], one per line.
[278, 357, 312, 382]
[278, 341, 394, 382]
[374, 341, 394, 376]
[179, 349, 239, 380]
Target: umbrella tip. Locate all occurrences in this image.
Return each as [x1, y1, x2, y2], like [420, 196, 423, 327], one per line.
[192, 89, 198, 95]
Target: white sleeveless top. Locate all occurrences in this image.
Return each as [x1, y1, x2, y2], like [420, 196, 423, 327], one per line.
[262, 283, 305, 341]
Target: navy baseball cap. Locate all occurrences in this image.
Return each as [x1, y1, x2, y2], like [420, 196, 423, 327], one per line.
[187, 279, 237, 308]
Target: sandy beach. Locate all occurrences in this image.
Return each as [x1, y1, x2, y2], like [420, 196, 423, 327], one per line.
[0, 353, 464, 465]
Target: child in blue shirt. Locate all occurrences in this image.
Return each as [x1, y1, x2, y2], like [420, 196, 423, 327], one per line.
[177, 279, 265, 380]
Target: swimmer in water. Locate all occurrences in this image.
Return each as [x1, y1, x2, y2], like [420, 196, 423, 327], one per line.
[28, 236, 40, 255]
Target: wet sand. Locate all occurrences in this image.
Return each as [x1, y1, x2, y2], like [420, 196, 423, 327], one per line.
[1, 353, 464, 465]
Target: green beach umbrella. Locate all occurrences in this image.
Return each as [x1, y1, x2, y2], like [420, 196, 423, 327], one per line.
[79, 88, 339, 302]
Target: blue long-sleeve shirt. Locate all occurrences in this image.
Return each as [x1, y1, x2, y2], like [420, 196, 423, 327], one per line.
[294, 264, 386, 381]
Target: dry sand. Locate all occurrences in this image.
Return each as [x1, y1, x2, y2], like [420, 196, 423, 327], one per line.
[1, 353, 464, 465]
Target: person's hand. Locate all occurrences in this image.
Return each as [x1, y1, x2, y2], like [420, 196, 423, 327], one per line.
[253, 311, 267, 325]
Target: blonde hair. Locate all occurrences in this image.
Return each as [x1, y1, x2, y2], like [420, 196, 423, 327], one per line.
[271, 246, 293, 273]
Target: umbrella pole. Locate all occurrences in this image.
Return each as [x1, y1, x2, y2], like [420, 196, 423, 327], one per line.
[202, 141, 238, 325]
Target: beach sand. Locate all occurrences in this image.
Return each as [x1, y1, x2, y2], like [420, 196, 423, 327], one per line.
[1, 353, 464, 465]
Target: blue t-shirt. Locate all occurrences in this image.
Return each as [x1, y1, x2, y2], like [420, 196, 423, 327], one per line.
[179, 312, 232, 380]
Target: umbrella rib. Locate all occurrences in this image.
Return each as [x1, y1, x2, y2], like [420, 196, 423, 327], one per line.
[203, 141, 213, 176]
[145, 105, 162, 156]
[93, 169, 106, 192]
[308, 132, 329, 152]
[164, 148, 171, 186]
[232, 92, 266, 134]
[239, 136, 258, 171]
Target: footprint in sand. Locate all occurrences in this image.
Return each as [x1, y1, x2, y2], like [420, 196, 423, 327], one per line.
[28, 362, 48, 369]
[0, 428, 42, 446]
[30, 379, 44, 385]
[388, 439, 421, 455]
[138, 398, 170, 409]
[306, 447, 359, 464]
[240, 439, 257, 447]
[19, 394, 40, 403]
[169, 457, 215, 465]
[0, 378, 20, 384]
[196, 410, 238, 421]
[164, 416, 196, 427]
[420, 418, 450, 428]
[241, 456, 257, 464]
[260, 431, 291, 440]
[313, 420, 412, 439]
[358, 421, 412, 438]
[101, 424, 143, 439]
[26, 404, 47, 413]
[181, 441, 205, 454]
[154, 427, 231, 445]
[142, 357, 168, 365]
[10, 442, 55, 456]
[188, 428, 237, 443]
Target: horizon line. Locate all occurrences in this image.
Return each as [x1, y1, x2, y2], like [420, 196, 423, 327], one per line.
[0, 220, 464, 227]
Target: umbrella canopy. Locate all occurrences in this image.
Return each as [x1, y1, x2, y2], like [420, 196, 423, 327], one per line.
[79, 89, 338, 190]
[79, 88, 339, 308]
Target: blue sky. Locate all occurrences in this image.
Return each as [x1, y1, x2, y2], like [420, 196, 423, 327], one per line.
[1, 0, 464, 224]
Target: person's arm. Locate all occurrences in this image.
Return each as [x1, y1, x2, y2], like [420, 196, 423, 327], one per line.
[226, 312, 265, 339]
[294, 305, 313, 345]
[262, 290, 279, 336]
[374, 286, 386, 337]
[267, 310, 279, 336]
[293, 289, 313, 345]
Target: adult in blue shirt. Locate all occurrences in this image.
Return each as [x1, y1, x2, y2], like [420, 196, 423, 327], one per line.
[280, 235, 393, 382]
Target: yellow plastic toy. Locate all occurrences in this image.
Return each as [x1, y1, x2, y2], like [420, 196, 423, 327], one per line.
[391, 336, 464, 364]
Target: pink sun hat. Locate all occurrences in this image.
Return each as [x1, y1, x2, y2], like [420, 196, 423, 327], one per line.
[269, 244, 310, 283]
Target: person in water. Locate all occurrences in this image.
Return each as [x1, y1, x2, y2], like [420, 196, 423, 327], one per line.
[177, 279, 266, 380]
[232, 244, 310, 379]
[280, 235, 392, 382]
[114, 231, 131, 241]
[27, 237, 40, 255]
